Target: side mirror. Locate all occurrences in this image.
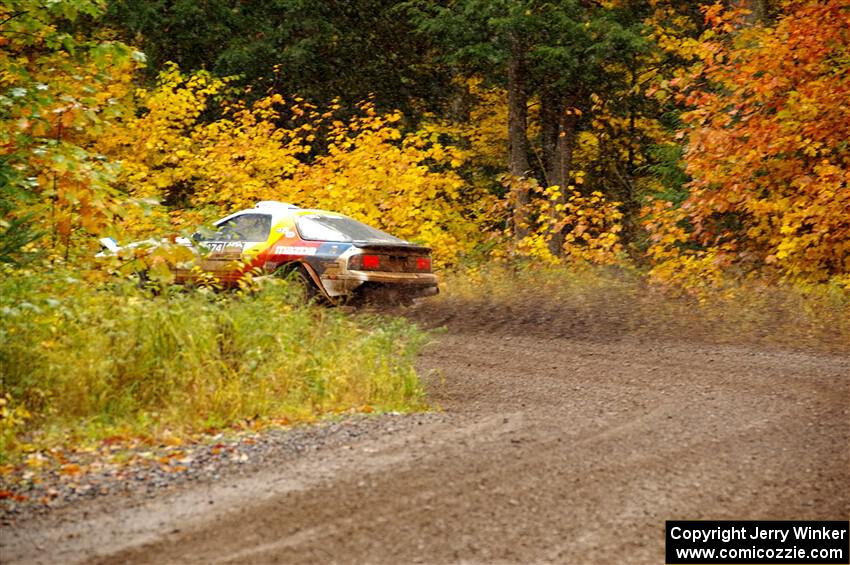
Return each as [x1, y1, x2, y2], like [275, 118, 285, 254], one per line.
[192, 231, 203, 242]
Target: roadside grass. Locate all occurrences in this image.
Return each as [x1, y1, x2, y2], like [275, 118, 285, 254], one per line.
[0, 267, 428, 464]
[429, 262, 850, 352]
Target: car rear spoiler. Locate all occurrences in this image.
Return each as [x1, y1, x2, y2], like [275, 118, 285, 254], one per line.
[352, 241, 432, 254]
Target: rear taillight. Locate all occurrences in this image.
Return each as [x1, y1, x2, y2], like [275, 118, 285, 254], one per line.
[349, 253, 431, 272]
[350, 254, 381, 270]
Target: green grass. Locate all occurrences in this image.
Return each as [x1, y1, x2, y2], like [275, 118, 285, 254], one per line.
[0, 267, 428, 462]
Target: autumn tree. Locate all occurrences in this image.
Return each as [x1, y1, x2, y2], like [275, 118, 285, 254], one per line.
[0, 0, 141, 262]
[408, 1, 649, 255]
[644, 0, 850, 287]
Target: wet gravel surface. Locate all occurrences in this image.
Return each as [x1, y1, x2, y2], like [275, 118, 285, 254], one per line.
[0, 412, 453, 525]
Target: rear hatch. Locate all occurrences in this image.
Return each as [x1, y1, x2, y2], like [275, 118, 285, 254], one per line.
[349, 242, 432, 273]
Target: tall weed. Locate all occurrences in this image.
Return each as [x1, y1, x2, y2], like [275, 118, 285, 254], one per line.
[0, 267, 427, 460]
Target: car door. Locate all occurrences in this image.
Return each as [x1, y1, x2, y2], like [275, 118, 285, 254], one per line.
[199, 213, 272, 282]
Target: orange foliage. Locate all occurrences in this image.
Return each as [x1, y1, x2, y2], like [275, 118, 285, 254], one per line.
[645, 0, 850, 288]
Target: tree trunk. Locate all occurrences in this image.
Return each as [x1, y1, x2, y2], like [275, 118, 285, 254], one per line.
[447, 71, 473, 122]
[541, 92, 579, 256]
[507, 34, 531, 242]
[540, 90, 560, 188]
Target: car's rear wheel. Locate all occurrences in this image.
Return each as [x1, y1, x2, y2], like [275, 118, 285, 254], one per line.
[276, 264, 321, 302]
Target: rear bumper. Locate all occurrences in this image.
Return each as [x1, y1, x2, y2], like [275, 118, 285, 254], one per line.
[321, 270, 439, 298]
[342, 270, 438, 285]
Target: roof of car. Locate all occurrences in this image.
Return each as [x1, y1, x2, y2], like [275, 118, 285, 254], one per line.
[214, 201, 346, 226]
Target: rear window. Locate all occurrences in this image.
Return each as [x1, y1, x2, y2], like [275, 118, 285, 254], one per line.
[296, 215, 404, 243]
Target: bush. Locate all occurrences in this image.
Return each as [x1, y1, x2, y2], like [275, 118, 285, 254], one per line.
[0, 267, 427, 461]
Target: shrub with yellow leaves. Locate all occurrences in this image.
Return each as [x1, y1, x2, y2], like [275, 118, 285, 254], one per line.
[516, 183, 625, 266]
[641, 197, 729, 297]
[289, 107, 485, 264]
[98, 66, 488, 264]
[0, 394, 30, 461]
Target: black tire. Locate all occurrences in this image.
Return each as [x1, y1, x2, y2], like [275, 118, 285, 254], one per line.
[294, 266, 320, 301]
[277, 264, 321, 302]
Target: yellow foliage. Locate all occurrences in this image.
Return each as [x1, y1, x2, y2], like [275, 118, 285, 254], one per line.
[518, 184, 625, 266]
[516, 232, 559, 265]
[98, 66, 489, 264]
[0, 394, 30, 455]
[0, 8, 143, 259]
[443, 77, 510, 170]
[289, 113, 484, 264]
[641, 197, 730, 298]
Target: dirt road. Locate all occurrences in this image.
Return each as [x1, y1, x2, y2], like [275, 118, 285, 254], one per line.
[3, 305, 848, 564]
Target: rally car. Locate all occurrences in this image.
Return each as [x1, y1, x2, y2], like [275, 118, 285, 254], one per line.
[101, 201, 438, 304]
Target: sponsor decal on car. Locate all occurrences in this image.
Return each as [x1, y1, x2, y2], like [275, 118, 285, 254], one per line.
[274, 245, 318, 255]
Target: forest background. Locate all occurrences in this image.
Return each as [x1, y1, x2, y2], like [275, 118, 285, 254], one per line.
[1, 0, 849, 461]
